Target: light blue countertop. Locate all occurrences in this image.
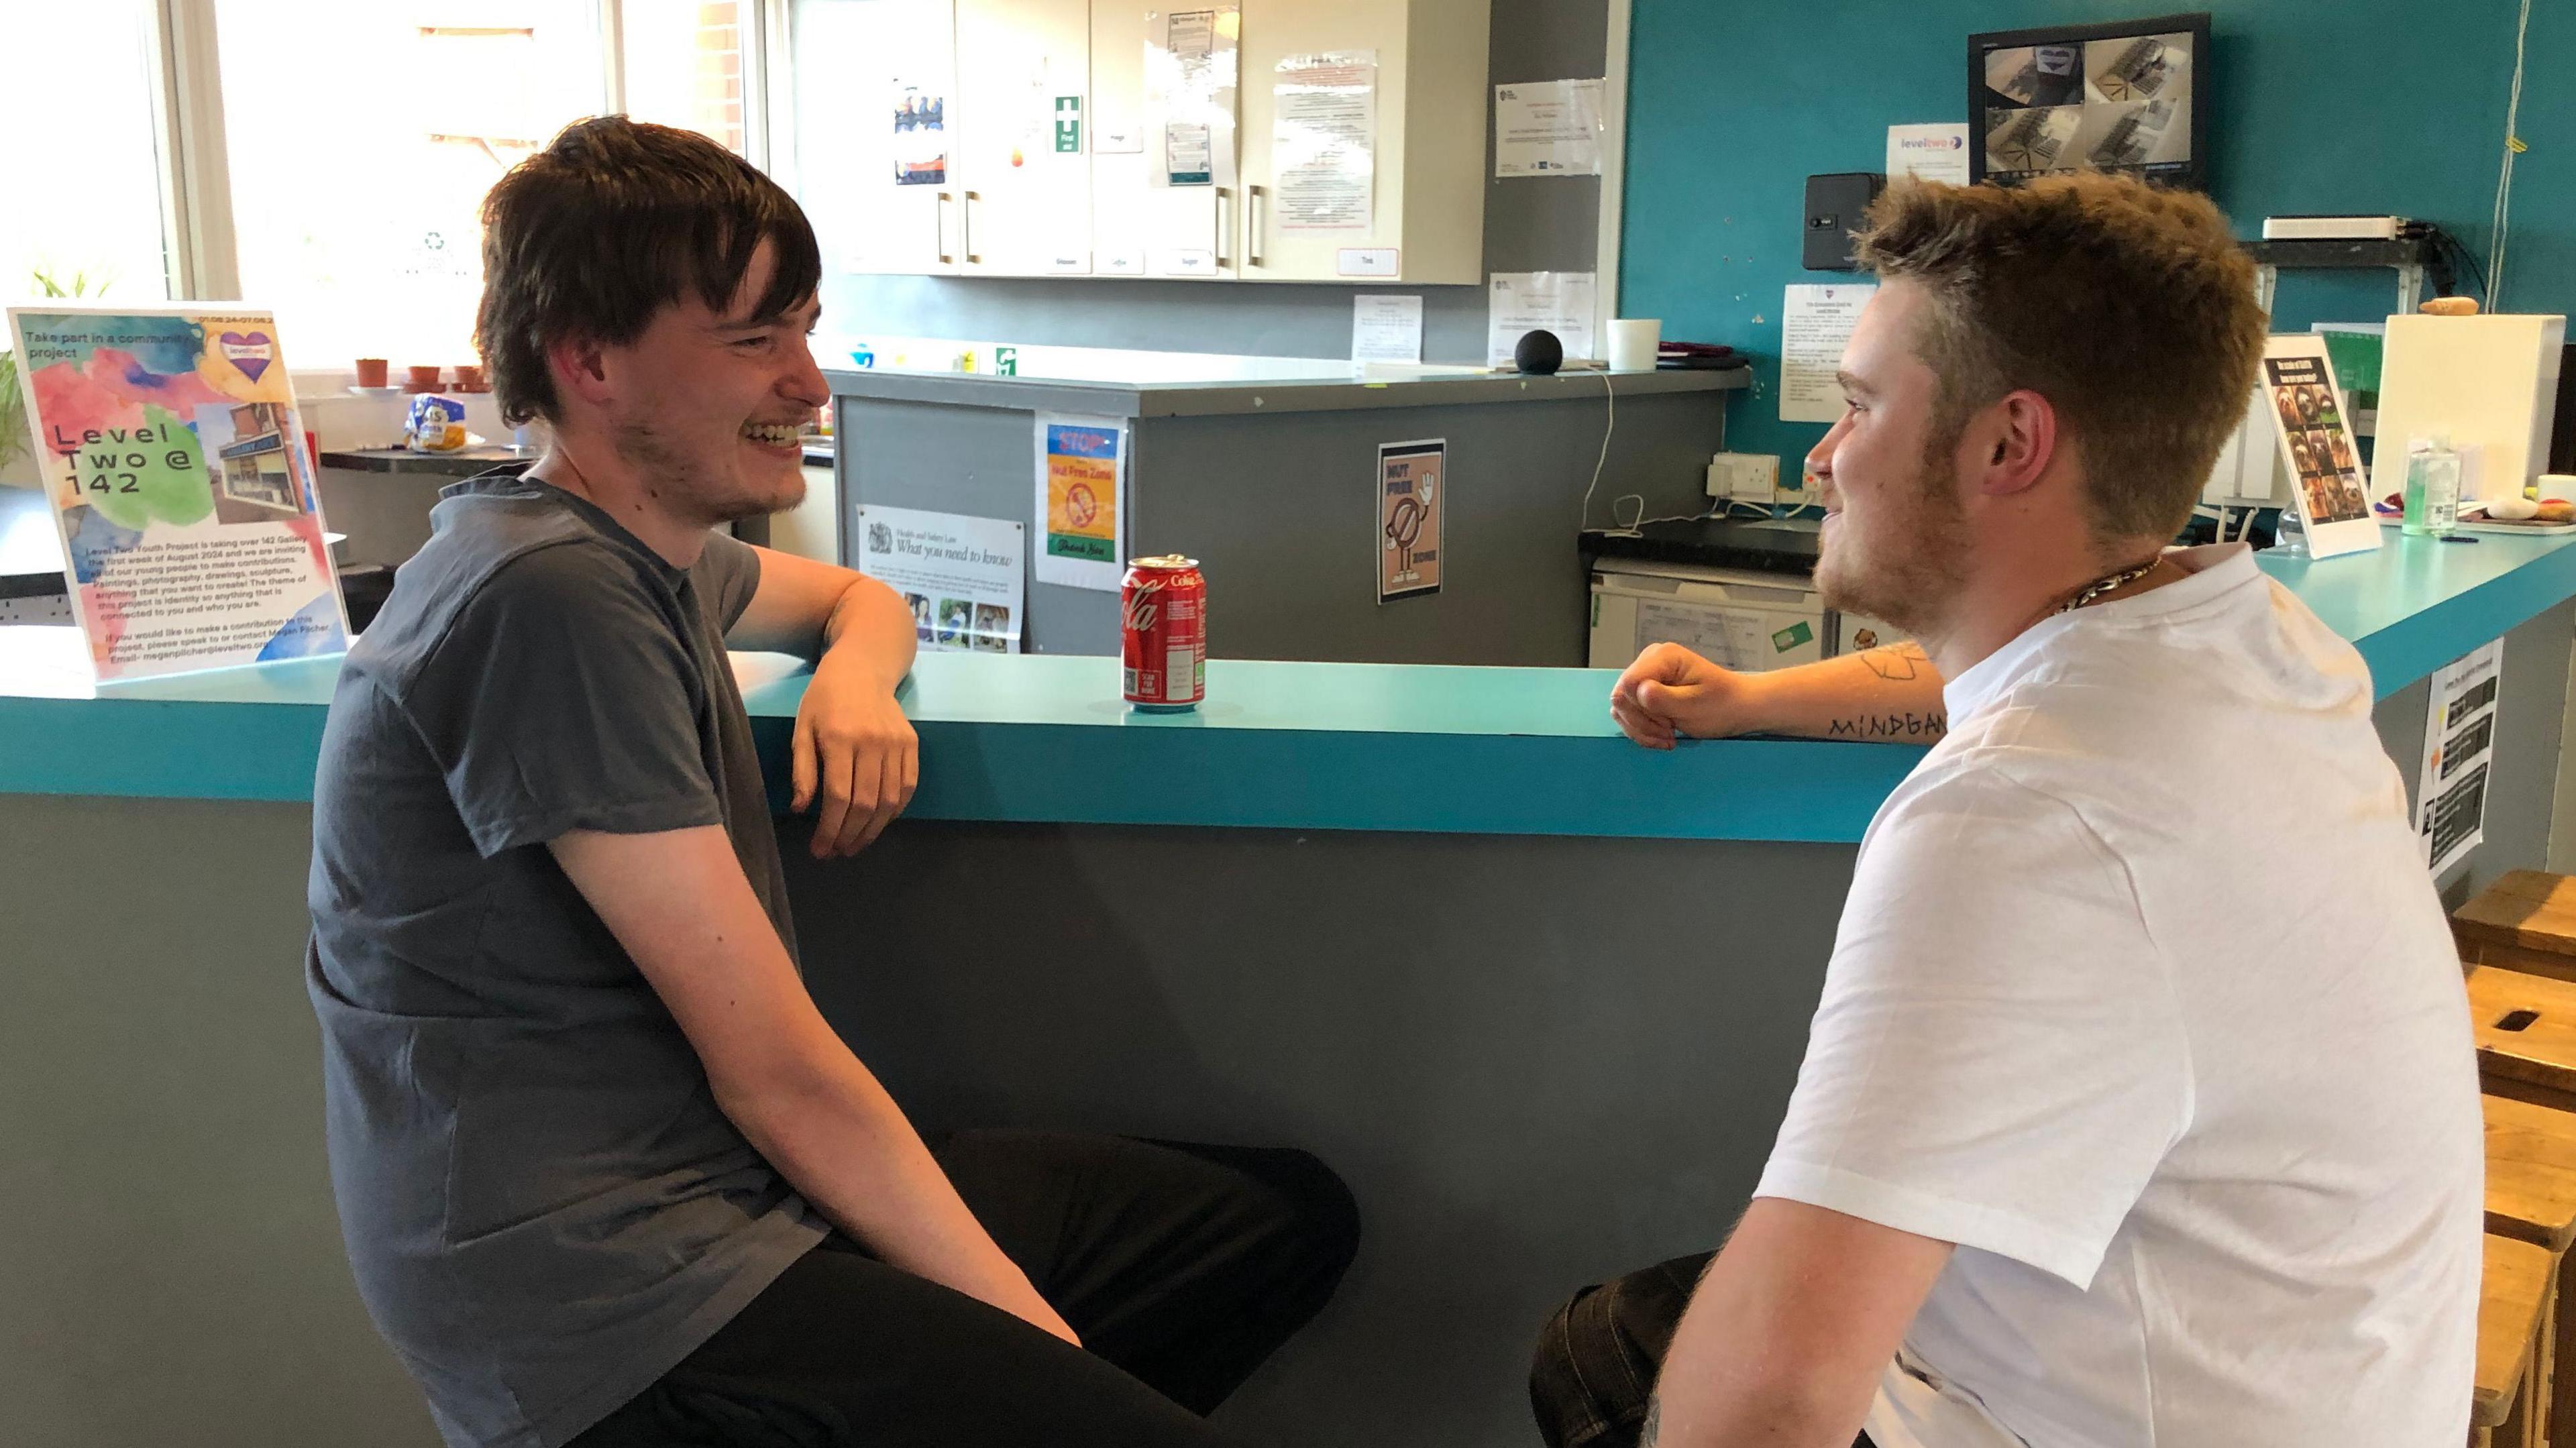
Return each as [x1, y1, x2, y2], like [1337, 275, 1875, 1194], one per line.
[6, 530, 2575, 841]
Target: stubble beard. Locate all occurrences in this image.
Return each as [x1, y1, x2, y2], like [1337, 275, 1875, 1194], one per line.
[610, 413, 800, 526]
[1814, 438, 1974, 637]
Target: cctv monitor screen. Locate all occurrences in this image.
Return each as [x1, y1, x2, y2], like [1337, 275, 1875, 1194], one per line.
[1970, 13, 2209, 190]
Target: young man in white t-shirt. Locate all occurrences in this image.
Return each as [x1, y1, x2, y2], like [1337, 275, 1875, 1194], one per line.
[1529, 174, 2481, 1448]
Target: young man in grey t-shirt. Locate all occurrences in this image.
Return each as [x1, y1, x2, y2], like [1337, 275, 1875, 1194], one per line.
[308, 118, 1356, 1448]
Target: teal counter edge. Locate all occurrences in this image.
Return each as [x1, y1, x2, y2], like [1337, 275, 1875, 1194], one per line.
[7, 533, 2573, 841]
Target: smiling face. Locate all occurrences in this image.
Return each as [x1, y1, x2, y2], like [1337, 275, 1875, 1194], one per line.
[594, 239, 828, 525]
[1806, 280, 1974, 634]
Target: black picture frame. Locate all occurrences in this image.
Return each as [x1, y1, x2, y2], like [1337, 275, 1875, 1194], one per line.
[1968, 12, 2212, 191]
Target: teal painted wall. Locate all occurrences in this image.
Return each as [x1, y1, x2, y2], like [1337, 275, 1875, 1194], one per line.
[1622, 0, 2576, 479]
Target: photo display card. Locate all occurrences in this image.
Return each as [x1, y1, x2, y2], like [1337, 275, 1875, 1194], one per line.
[7, 305, 347, 681]
[2261, 334, 2380, 560]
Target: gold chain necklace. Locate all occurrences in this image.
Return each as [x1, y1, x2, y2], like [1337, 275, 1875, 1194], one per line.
[2057, 558, 2161, 614]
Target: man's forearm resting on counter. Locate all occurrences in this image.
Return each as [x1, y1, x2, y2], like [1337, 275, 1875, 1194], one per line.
[1611, 641, 1949, 747]
[729, 549, 922, 855]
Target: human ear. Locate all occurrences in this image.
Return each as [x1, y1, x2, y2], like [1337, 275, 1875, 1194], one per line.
[546, 334, 615, 409]
[1974, 390, 2058, 498]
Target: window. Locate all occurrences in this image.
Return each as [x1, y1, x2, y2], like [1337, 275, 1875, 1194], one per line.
[0, 0, 175, 302]
[3, 1, 782, 379]
[213, 0, 606, 372]
[621, 0, 754, 154]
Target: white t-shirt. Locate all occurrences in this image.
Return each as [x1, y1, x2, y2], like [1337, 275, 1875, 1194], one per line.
[1754, 543, 2481, 1448]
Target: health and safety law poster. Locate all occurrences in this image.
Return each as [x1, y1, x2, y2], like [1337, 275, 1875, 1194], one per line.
[7, 306, 347, 681]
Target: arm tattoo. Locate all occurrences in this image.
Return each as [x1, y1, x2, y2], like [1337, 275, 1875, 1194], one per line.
[1825, 710, 1947, 740]
[1858, 641, 1930, 682]
[1640, 1397, 1662, 1447]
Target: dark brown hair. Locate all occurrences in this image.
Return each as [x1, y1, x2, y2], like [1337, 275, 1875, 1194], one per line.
[1855, 174, 2265, 541]
[476, 117, 822, 426]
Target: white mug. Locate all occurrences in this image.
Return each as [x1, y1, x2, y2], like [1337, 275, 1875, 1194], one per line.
[1607, 318, 1661, 372]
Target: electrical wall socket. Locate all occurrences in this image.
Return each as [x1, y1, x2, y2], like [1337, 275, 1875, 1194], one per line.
[1705, 452, 1780, 503]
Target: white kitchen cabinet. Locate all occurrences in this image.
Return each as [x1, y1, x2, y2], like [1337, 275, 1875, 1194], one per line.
[1234, 0, 1487, 284]
[797, 0, 962, 275]
[953, 0, 1095, 275]
[1090, 5, 1242, 279]
[800, 0, 1487, 285]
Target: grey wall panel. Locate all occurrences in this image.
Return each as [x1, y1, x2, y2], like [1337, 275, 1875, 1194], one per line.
[845, 385, 1727, 666]
[1, 795, 441, 1448]
[782, 821, 1856, 1448]
[1132, 389, 1723, 665]
[818, 0, 1611, 366]
[840, 394, 1118, 653]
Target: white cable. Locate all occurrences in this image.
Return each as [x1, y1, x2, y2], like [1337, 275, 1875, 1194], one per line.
[1578, 370, 1616, 530]
[2489, 0, 2532, 305]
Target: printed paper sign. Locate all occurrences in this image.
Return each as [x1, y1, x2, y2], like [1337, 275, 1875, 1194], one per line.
[1377, 438, 1444, 602]
[1495, 78, 1603, 177]
[1487, 271, 1596, 366]
[1273, 52, 1376, 231]
[1352, 294, 1424, 364]
[858, 505, 1025, 653]
[2419, 641, 2501, 879]
[1034, 413, 1126, 591]
[7, 305, 347, 681]
[2262, 335, 2379, 560]
[1885, 123, 1972, 184]
[1780, 284, 1876, 423]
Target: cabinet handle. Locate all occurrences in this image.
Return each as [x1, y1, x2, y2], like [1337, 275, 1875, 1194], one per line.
[963, 191, 981, 265]
[1248, 185, 1267, 268]
[1215, 187, 1233, 269]
[936, 191, 955, 265]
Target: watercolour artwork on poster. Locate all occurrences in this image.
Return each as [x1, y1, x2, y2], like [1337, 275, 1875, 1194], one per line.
[1377, 438, 1445, 603]
[857, 505, 1026, 653]
[7, 305, 347, 682]
[2261, 335, 2379, 560]
[2418, 641, 2501, 879]
[1034, 413, 1127, 592]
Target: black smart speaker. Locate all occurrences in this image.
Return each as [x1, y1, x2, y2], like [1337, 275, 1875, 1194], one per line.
[1514, 329, 1564, 375]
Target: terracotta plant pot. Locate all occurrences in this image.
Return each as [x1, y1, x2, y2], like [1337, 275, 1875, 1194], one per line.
[353, 357, 389, 388]
[452, 363, 486, 392]
[406, 364, 443, 393]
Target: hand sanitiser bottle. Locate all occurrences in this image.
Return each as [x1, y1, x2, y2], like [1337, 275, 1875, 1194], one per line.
[2403, 433, 2462, 539]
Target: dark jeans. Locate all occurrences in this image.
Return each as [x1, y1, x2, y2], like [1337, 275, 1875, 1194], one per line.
[1530, 1251, 1872, 1448]
[568, 1129, 1360, 1448]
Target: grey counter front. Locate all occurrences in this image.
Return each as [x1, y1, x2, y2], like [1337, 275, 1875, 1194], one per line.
[828, 364, 1747, 665]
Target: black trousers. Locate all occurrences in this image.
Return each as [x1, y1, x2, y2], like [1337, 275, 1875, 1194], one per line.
[568, 1129, 1360, 1448]
[1529, 1251, 1873, 1448]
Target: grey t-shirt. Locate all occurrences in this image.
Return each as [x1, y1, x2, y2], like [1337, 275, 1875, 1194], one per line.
[307, 469, 825, 1448]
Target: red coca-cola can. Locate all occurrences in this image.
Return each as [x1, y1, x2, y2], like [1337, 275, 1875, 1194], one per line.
[1122, 555, 1206, 710]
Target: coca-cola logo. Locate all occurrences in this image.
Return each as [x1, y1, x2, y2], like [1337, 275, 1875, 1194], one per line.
[1124, 588, 1161, 632]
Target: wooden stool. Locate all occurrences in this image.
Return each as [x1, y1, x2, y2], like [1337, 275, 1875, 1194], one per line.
[2469, 968, 2576, 1111]
[2459, 872, 2576, 984]
[2485, 1094, 2576, 1443]
[2481, 1233, 2554, 1446]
